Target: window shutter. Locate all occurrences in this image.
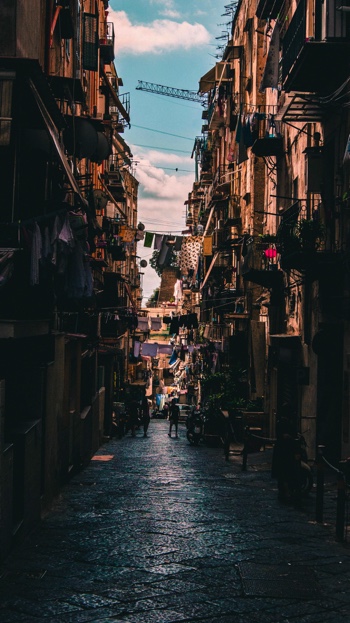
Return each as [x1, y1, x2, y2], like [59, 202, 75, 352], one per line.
[83, 13, 98, 72]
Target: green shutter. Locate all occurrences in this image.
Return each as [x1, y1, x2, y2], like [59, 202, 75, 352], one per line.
[83, 13, 98, 72]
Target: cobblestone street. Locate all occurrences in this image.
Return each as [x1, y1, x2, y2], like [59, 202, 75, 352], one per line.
[1, 420, 350, 623]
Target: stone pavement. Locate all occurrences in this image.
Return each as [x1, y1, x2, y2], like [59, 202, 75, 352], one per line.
[1, 420, 350, 623]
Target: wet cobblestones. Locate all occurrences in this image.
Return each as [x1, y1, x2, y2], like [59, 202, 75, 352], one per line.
[1, 420, 350, 622]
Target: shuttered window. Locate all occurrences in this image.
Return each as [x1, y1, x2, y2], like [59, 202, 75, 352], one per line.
[83, 13, 98, 72]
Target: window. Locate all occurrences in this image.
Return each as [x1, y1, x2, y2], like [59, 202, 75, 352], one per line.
[83, 12, 98, 72]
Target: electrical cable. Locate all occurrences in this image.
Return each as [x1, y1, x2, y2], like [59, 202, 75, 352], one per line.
[131, 124, 194, 141]
[131, 143, 191, 154]
[136, 163, 193, 172]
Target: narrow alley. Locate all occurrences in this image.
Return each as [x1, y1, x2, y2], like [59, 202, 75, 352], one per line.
[1, 420, 350, 623]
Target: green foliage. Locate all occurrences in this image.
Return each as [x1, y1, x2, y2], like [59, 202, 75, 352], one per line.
[201, 367, 249, 413]
[149, 249, 179, 277]
[146, 288, 159, 307]
[296, 218, 325, 249]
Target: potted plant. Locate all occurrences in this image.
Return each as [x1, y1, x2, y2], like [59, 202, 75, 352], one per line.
[296, 218, 325, 251]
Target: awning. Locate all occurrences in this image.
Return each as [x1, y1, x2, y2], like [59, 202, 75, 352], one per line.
[199, 67, 215, 93]
[200, 251, 219, 290]
[101, 68, 130, 125]
[124, 282, 136, 310]
[260, 23, 280, 91]
[63, 116, 98, 159]
[91, 131, 111, 164]
[202, 204, 215, 237]
[28, 78, 87, 207]
[113, 134, 132, 157]
[112, 136, 132, 165]
[97, 173, 127, 220]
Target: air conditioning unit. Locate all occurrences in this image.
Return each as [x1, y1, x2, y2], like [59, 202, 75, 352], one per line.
[215, 62, 233, 82]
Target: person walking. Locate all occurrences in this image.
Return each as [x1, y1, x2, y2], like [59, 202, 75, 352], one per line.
[271, 404, 297, 502]
[128, 399, 140, 437]
[141, 394, 151, 437]
[168, 398, 180, 438]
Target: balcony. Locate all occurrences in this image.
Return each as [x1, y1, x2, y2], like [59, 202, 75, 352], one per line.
[212, 165, 231, 193]
[282, 0, 350, 94]
[106, 157, 126, 202]
[208, 85, 229, 131]
[99, 22, 115, 64]
[202, 290, 247, 317]
[251, 111, 283, 158]
[241, 238, 283, 289]
[277, 202, 327, 272]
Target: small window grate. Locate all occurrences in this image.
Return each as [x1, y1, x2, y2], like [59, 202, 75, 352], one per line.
[83, 13, 98, 72]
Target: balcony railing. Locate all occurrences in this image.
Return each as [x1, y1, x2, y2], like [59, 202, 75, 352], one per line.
[282, 0, 306, 84]
[241, 237, 283, 288]
[282, 0, 350, 93]
[208, 85, 229, 130]
[99, 22, 115, 64]
[277, 202, 328, 270]
[212, 165, 231, 192]
[251, 110, 283, 157]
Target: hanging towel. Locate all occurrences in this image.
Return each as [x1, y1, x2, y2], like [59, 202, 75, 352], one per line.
[154, 234, 163, 250]
[174, 236, 183, 251]
[158, 344, 173, 355]
[137, 316, 149, 332]
[169, 349, 178, 365]
[144, 231, 154, 247]
[150, 317, 162, 331]
[142, 343, 158, 357]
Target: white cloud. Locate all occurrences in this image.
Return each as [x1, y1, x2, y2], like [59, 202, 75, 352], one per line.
[136, 172, 189, 305]
[150, 0, 181, 18]
[109, 10, 210, 55]
[136, 165, 192, 200]
[134, 147, 193, 167]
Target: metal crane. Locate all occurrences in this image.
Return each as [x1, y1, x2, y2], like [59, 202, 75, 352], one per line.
[136, 80, 207, 106]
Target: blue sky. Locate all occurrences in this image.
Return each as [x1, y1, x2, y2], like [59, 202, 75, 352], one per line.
[108, 1, 232, 303]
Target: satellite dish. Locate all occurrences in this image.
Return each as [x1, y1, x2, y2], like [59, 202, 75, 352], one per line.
[140, 259, 147, 268]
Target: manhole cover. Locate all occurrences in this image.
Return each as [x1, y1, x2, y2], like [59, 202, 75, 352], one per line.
[238, 562, 320, 600]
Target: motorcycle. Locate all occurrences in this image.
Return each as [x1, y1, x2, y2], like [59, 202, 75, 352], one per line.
[186, 409, 204, 446]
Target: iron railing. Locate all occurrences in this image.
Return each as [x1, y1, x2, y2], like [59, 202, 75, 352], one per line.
[282, 0, 306, 83]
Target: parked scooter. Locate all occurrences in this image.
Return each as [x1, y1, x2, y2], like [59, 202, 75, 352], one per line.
[186, 407, 204, 446]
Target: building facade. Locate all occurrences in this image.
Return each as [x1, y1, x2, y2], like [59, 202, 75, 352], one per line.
[0, 1, 140, 559]
[186, 0, 350, 464]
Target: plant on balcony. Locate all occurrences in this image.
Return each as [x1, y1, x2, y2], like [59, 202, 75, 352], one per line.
[258, 233, 277, 243]
[296, 218, 325, 251]
[201, 368, 249, 415]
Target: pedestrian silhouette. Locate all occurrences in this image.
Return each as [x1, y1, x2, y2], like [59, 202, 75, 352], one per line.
[141, 394, 151, 437]
[271, 404, 297, 502]
[168, 398, 180, 438]
[128, 399, 139, 437]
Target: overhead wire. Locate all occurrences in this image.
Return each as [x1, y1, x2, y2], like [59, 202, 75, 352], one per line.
[131, 143, 191, 154]
[130, 124, 194, 141]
